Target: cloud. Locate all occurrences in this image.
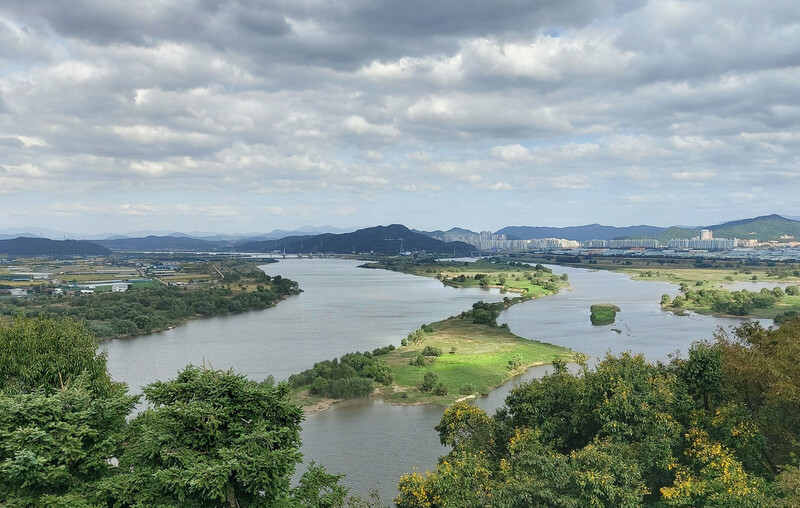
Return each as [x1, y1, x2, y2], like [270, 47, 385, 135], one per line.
[671, 171, 715, 180]
[343, 116, 400, 137]
[490, 144, 532, 162]
[0, 0, 798, 232]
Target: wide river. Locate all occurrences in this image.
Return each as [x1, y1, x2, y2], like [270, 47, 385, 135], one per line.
[103, 258, 768, 502]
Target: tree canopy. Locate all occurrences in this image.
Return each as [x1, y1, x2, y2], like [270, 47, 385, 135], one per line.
[0, 317, 349, 507]
[396, 318, 800, 507]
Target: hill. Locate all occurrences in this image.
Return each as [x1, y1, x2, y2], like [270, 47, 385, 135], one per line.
[416, 227, 480, 239]
[496, 224, 666, 241]
[95, 235, 229, 252]
[625, 226, 699, 244]
[709, 214, 800, 242]
[236, 224, 474, 255]
[0, 237, 110, 256]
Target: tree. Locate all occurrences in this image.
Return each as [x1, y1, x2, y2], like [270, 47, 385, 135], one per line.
[107, 365, 307, 507]
[0, 316, 114, 396]
[420, 371, 439, 392]
[0, 316, 137, 505]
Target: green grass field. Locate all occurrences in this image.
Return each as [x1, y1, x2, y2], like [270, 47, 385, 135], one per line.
[623, 267, 800, 289]
[380, 314, 576, 405]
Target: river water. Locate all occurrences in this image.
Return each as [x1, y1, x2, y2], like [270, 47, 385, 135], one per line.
[102, 259, 763, 502]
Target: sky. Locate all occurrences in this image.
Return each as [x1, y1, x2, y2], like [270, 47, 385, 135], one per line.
[0, 0, 799, 235]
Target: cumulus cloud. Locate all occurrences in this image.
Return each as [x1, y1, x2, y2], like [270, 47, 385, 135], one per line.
[0, 0, 798, 232]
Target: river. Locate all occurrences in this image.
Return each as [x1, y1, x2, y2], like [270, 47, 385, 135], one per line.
[102, 259, 764, 502]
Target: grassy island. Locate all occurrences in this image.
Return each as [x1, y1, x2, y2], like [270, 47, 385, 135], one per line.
[362, 257, 569, 296]
[290, 297, 578, 411]
[590, 304, 620, 326]
[663, 285, 800, 321]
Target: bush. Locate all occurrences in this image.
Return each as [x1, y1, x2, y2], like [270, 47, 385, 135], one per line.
[433, 382, 448, 396]
[459, 384, 476, 395]
[421, 345, 442, 357]
[410, 355, 426, 367]
[421, 371, 439, 392]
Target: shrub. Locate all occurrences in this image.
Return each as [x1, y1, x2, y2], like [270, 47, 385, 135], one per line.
[433, 382, 448, 396]
[421, 371, 439, 392]
[459, 384, 476, 395]
[421, 345, 442, 357]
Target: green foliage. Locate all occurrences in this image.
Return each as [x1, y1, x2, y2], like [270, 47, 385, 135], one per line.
[289, 351, 392, 399]
[590, 304, 620, 326]
[0, 316, 137, 506]
[420, 345, 442, 357]
[673, 287, 785, 316]
[398, 320, 800, 507]
[420, 371, 439, 392]
[0, 317, 348, 507]
[107, 365, 305, 507]
[468, 301, 504, 326]
[289, 462, 348, 508]
[0, 316, 115, 396]
[0, 379, 137, 505]
[410, 355, 426, 367]
[0, 276, 300, 340]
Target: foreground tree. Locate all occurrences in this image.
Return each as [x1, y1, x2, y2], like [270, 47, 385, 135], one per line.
[397, 318, 800, 507]
[105, 365, 345, 507]
[1, 317, 348, 507]
[0, 317, 137, 505]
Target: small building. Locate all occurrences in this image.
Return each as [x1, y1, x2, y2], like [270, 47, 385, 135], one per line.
[10, 288, 28, 297]
[111, 283, 129, 292]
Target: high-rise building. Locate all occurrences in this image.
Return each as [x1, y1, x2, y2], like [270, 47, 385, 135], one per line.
[700, 229, 713, 240]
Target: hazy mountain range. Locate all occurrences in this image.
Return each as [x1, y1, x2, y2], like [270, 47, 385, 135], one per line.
[1, 215, 799, 256]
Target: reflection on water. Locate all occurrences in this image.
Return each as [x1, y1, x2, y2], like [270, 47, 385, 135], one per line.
[103, 259, 765, 502]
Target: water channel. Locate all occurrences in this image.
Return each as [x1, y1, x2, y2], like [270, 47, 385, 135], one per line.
[102, 258, 767, 502]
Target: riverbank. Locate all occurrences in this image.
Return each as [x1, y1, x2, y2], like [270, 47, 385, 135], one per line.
[1, 261, 300, 340]
[294, 306, 577, 412]
[362, 257, 568, 295]
[291, 259, 577, 413]
[381, 308, 577, 405]
[661, 287, 800, 321]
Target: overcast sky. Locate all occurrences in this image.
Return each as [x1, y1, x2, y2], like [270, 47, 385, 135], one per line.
[1, 0, 798, 235]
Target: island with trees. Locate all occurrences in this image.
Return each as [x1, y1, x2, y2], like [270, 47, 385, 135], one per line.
[289, 298, 578, 411]
[662, 285, 800, 322]
[287, 258, 574, 411]
[590, 303, 620, 326]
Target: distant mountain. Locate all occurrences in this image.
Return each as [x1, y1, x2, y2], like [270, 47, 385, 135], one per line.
[0, 237, 110, 256]
[624, 226, 699, 243]
[495, 224, 666, 242]
[236, 224, 474, 255]
[416, 227, 480, 239]
[95, 236, 229, 252]
[0, 227, 68, 239]
[709, 214, 800, 241]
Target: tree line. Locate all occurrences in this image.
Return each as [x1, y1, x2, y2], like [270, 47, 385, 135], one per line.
[5, 311, 800, 505]
[395, 318, 800, 507]
[288, 348, 396, 400]
[666, 286, 800, 318]
[0, 316, 384, 507]
[0, 274, 299, 339]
